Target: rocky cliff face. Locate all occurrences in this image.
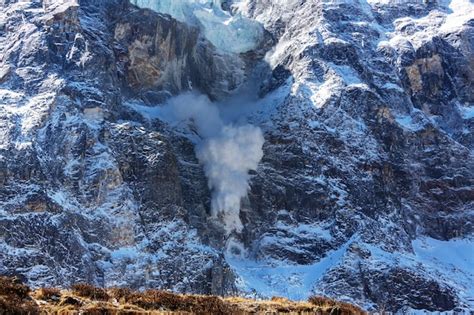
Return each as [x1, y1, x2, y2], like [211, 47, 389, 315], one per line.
[0, 0, 473, 313]
[0, 0, 238, 295]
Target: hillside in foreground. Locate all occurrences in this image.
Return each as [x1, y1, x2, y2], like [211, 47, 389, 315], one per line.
[0, 277, 365, 315]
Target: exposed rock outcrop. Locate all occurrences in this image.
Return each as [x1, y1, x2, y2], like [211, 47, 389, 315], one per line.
[0, 0, 238, 295]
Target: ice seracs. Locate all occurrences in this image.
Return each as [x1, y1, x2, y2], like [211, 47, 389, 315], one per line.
[130, 0, 264, 54]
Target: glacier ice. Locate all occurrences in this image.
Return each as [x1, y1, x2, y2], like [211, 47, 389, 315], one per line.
[130, 0, 264, 54]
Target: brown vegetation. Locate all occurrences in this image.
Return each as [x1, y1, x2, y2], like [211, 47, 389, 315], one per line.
[35, 287, 61, 302]
[108, 287, 133, 302]
[308, 295, 366, 315]
[71, 283, 110, 301]
[0, 277, 367, 314]
[0, 276, 39, 315]
[118, 289, 231, 314]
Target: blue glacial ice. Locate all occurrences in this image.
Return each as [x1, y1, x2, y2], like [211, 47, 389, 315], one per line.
[130, 0, 264, 54]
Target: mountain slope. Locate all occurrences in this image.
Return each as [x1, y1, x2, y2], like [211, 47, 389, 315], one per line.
[0, 0, 473, 313]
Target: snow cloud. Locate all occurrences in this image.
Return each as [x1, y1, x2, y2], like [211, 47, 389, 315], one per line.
[165, 93, 264, 233]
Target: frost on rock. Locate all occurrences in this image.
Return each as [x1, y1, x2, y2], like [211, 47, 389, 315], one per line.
[130, 0, 264, 53]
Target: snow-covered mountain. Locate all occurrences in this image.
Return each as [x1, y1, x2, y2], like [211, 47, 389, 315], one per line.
[0, 0, 473, 313]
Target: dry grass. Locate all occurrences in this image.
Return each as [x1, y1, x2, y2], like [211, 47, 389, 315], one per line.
[0, 276, 30, 298]
[308, 295, 366, 315]
[71, 283, 110, 301]
[118, 289, 231, 314]
[0, 277, 367, 314]
[225, 296, 319, 314]
[109, 287, 133, 302]
[175, 294, 231, 314]
[0, 276, 39, 315]
[35, 287, 61, 302]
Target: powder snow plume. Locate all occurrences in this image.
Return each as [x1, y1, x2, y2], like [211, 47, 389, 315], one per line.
[165, 92, 264, 233]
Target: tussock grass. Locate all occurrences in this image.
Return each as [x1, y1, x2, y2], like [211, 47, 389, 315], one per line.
[0, 277, 367, 314]
[0, 276, 30, 298]
[108, 287, 133, 303]
[35, 287, 61, 302]
[0, 276, 39, 315]
[71, 283, 110, 301]
[308, 295, 366, 315]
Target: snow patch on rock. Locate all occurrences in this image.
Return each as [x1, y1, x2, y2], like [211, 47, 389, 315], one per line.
[227, 239, 351, 300]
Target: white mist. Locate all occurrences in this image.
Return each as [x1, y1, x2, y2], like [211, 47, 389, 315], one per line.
[164, 92, 264, 233]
